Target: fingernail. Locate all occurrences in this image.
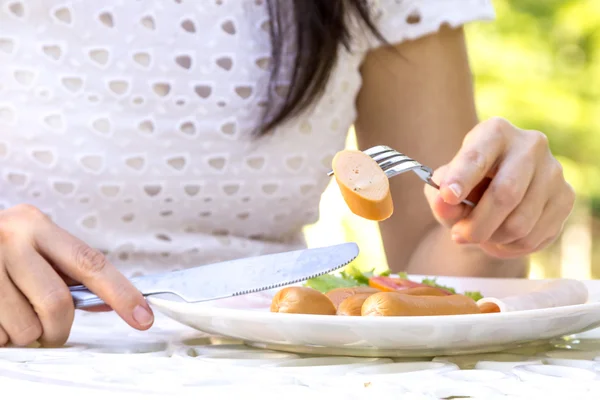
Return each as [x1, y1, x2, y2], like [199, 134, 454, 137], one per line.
[133, 305, 154, 327]
[451, 232, 468, 244]
[449, 183, 462, 199]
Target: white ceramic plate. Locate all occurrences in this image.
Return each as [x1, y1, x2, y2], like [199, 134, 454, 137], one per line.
[148, 276, 600, 357]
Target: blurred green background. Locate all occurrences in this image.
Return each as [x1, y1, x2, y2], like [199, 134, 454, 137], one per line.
[304, 0, 600, 279]
[468, 0, 599, 279]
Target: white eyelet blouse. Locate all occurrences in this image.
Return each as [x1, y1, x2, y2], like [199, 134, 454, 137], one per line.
[0, 0, 494, 277]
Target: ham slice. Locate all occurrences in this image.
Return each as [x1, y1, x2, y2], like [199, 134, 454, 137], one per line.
[477, 279, 588, 313]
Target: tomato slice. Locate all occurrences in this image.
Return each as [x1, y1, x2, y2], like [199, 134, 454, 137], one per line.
[390, 278, 424, 288]
[368, 276, 402, 291]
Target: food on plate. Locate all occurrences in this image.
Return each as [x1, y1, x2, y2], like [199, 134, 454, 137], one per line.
[331, 149, 393, 221]
[368, 276, 453, 295]
[367, 275, 413, 291]
[397, 286, 450, 297]
[478, 302, 500, 314]
[305, 266, 484, 302]
[477, 279, 588, 313]
[270, 267, 488, 316]
[328, 285, 449, 316]
[270, 287, 336, 315]
[271, 269, 588, 317]
[325, 286, 379, 308]
[337, 293, 374, 316]
[304, 265, 381, 293]
[362, 292, 481, 317]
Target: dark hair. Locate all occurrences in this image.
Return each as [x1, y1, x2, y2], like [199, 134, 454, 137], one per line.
[260, 0, 386, 135]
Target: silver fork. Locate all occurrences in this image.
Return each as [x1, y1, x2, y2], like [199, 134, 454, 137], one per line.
[327, 145, 476, 207]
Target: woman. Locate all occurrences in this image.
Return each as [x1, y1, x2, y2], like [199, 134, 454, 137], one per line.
[0, 0, 574, 347]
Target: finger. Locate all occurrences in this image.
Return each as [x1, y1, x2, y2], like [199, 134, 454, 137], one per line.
[481, 233, 557, 259]
[56, 269, 79, 286]
[0, 325, 9, 346]
[5, 247, 74, 347]
[488, 170, 548, 245]
[480, 165, 574, 258]
[0, 268, 42, 346]
[426, 169, 492, 231]
[55, 271, 107, 310]
[425, 166, 468, 228]
[440, 118, 510, 205]
[428, 193, 470, 230]
[501, 195, 572, 252]
[479, 241, 530, 259]
[33, 225, 154, 331]
[451, 150, 536, 243]
[480, 199, 568, 259]
[531, 236, 558, 253]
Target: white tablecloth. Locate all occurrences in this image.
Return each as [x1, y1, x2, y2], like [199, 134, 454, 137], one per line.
[2, 310, 600, 399]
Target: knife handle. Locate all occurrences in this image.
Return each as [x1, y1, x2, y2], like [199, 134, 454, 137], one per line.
[70, 286, 107, 309]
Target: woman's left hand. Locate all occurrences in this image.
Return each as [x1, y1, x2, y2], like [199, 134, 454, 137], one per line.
[424, 117, 575, 259]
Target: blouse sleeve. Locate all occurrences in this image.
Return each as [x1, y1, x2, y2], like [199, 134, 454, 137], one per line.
[366, 0, 495, 48]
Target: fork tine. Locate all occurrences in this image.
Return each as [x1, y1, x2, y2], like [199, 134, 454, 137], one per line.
[365, 148, 400, 160]
[326, 146, 409, 176]
[373, 152, 411, 165]
[362, 146, 417, 173]
[327, 146, 423, 180]
[378, 156, 421, 173]
[363, 145, 394, 157]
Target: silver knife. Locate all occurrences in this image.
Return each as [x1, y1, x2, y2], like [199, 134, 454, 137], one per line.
[70, 242, 359, 309]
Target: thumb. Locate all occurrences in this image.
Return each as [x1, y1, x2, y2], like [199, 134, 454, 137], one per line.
[424, 165, 470, 229]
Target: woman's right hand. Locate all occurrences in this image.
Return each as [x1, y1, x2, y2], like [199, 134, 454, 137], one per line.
[0, 204, 154, 348]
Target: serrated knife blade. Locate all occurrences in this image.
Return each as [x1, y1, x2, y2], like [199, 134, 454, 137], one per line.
[70, 242, 359, 309]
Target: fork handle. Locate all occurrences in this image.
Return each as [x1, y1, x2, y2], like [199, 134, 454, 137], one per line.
[460, 198, 476, 207]
[424, 178, 476, 208]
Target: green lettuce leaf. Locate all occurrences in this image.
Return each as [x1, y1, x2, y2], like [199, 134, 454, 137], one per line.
[420, 277, 457, 294]
[463, 291, 484, 302]
[304, 274, 360, 293]
[343, 265, 374, 285]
